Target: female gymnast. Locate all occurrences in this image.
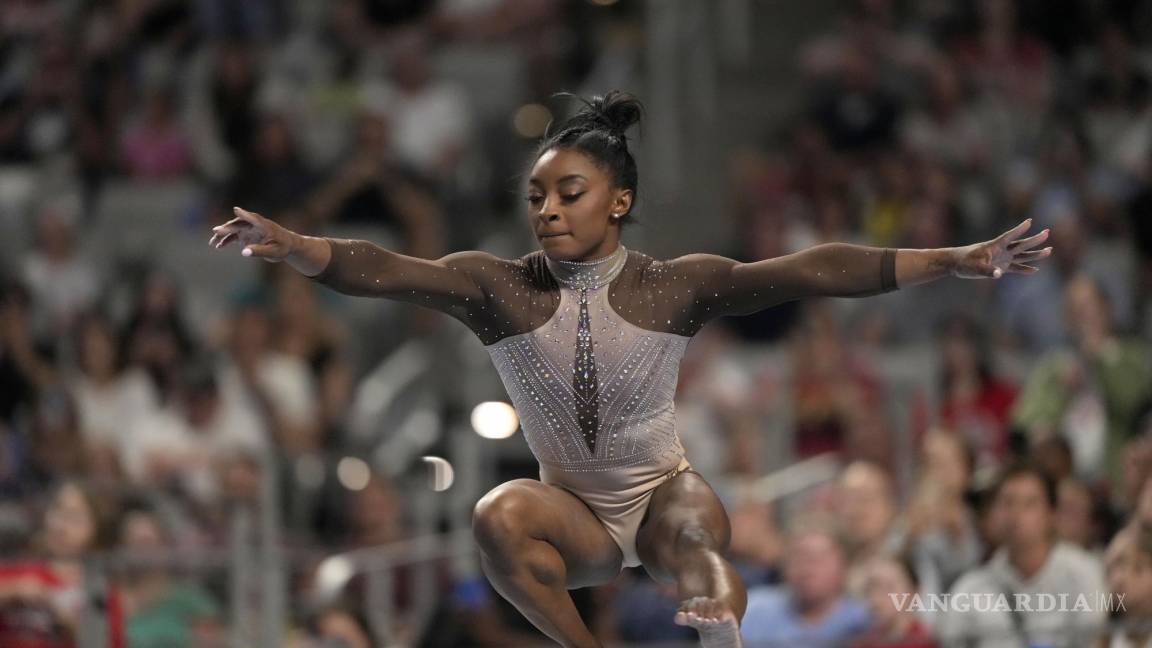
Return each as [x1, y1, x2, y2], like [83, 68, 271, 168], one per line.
[209, 91, 1052, 648]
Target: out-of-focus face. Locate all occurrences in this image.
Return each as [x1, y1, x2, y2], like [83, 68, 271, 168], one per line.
[351, 478, 404, 545]
[930, 60, 961, 111]
[120, 511, 165, 550]
[231, 307, 271, 357]
[141, 275, 178, 319]
[940, 324, 978, 378]
[256, 117, 294, 163]
[922, 432, 969, 494]
[43, 483, 97, 558]
[526, 148, 631, 262]
[80, 318, 117, 379]
[1056, 480, 1095, 549]
[219, 454, 261, 503]
[317, 609, 372, 648]
[1105, 531, 1152, 617]
[993, 474, 1054, 550]
[860, 557, 915, 628]
[36, 210, 74, 259]
[837, 463, 896, 550]
[1134, 476, 1152, 530]
[785, 531, 847, 608]
[1064, 276, 1111, 343]
[276, 271, 316, 322]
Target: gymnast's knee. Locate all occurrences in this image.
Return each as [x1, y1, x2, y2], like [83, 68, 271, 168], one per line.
[671, 523, 723, 556]
[472, 480, 539, 555]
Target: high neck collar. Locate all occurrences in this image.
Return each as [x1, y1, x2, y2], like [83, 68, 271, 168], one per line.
[544, 244, 628, 290]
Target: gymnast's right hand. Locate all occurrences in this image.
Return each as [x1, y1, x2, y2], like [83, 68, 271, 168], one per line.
[209, 206, 297, 262]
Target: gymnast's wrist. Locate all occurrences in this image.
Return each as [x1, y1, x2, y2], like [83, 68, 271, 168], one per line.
[286, 234, 332, 277]
[940, 246, 964, 278]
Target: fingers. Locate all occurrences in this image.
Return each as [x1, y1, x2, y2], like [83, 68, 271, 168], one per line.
[1013, 247, 1053, 263]
[1010, 262, 1039, 274]
[209, 232, 237, 248]
[233, 206, 264, 225]
[242, 242, 279, 259]
[1008, 228, 1050, 251]
[999, 218, 1033, 242]
[210, 217, 252, 243]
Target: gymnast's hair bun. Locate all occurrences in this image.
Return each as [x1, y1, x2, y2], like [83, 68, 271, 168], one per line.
[553, 90, 643, 143]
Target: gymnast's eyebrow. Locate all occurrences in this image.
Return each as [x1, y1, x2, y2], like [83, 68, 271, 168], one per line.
[529, 174, 589, 186]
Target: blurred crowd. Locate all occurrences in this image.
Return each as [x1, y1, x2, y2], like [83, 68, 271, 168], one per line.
[2, 0, 1152, 646]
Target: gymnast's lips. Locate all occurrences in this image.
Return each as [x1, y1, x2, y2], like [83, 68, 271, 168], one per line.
[539, 233, 569, 239]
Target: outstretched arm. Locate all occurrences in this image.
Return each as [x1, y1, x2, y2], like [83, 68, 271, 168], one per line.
[675, 218, 1051, 319]
[209, 207, 488, 311]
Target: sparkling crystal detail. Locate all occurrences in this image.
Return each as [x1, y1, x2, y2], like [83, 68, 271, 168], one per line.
[573, 285, 599, 453]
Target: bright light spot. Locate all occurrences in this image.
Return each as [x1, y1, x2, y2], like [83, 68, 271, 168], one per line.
[316, 555, 355, 595]
[471, 401, 519, 439]
[337, 457, 371, 491]
[513, 103, 552, 138]
[422, 456, 456, 491]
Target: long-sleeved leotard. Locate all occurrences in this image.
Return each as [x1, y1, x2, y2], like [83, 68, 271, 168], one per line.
[313, 238, 897, 567]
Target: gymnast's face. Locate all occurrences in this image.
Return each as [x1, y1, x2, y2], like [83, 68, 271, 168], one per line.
[527, 147, 632, 262]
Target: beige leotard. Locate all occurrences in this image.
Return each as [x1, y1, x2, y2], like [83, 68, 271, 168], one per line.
[313, 237, 897, 568]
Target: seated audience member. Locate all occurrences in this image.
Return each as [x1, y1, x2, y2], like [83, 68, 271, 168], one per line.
[0, 481, 119, 646]
[1099, 525, 1152, 648]
[727, 489, 784, 588]
[1011, 275, 1152, 482]
[118, 504, 221, 648]
[741, 517, 871, 646]
[938, 463, 1107, 648]
[838, 462, 903, 561]
[852, 554, 937, 648]
[905, 431, 983, 597]
[1057, 478, 1110, 553]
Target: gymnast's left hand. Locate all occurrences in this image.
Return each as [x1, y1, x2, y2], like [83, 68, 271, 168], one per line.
[208, 206, 298, 262]
[950, 218, 1053, 279]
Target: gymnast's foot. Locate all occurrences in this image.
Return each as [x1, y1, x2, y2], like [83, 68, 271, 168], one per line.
[673, 596, 742, 648]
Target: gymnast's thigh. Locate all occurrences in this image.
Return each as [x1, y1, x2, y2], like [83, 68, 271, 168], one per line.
[634, 470, 732, 583]
[472, 478, 624, 588]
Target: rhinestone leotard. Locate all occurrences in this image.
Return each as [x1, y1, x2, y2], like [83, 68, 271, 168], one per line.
[313, 237, 898, 567]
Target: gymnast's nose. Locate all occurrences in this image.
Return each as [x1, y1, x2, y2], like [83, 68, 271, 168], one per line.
[537, 204, 561, 223]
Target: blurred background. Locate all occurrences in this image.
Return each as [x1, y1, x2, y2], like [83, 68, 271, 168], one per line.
[2, 0, 1152, 646]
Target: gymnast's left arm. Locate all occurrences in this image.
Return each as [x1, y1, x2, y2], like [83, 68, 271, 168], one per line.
[675, 218, 1052, 319]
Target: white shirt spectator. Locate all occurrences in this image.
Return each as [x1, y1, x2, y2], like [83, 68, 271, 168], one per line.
[21, 251, 98, 336]
[72, 367, 158, 449]
[218, 353, 318, 431]
[360, 80, 471, 178]
[938, 541, 1107, 648]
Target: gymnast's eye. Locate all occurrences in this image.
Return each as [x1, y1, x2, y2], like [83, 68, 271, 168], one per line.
[525, 194, 543, 205]
[560, 192, 584, 203]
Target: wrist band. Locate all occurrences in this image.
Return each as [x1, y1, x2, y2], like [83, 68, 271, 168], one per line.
[881, 247, 897, 292]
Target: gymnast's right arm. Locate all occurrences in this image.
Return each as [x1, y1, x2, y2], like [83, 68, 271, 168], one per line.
[209, 207, 488, 311]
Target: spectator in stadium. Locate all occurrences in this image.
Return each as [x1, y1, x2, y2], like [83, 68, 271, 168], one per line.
[1011, 274, 1152, 482]
[937, 463, 1107, 648]
[117, 504, 222, 648]
[934, 314, 1018, 471]
[851, 554, 937, 648]
[0, 481, 119, 645]
[1099, 525, 1152, 648]
[904, 430, 982, 597]
[70, 311, 158, 457]
[741, 518, 871, 645]
[21, 197, 99, 338]
[836, 461, 903, 574]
